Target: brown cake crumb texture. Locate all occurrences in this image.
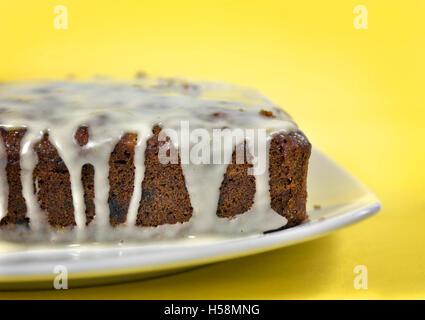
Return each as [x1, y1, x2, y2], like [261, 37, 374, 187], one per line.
[81, 163, 95, 225]
[0, 124, 310, 230]
[136, 126, 193, 226]
[269, 132, 311, 228]
[108, 132, 137, 225]
[217, 142, 256, 218]
[0, 128, 29, 227]
[33, 132, 76, 227]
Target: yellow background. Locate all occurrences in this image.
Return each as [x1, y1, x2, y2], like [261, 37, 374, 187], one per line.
[0, 0, 424, 299]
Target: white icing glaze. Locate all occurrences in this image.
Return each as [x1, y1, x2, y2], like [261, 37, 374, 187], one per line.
[20, 129, 44, 231]
[0, 77, 299, 241]
[125, 128, 151, 227]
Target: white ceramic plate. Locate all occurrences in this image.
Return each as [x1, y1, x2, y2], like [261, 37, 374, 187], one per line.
[0, 148, 381, 289]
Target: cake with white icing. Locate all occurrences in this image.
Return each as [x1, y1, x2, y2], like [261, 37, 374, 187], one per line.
[0, 78, 311, 241]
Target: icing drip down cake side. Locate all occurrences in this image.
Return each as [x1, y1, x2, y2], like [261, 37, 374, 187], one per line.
[0, 78, 311, 242]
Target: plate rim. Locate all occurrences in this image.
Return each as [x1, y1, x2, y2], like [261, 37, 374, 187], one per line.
[0, 200, 381, 285]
